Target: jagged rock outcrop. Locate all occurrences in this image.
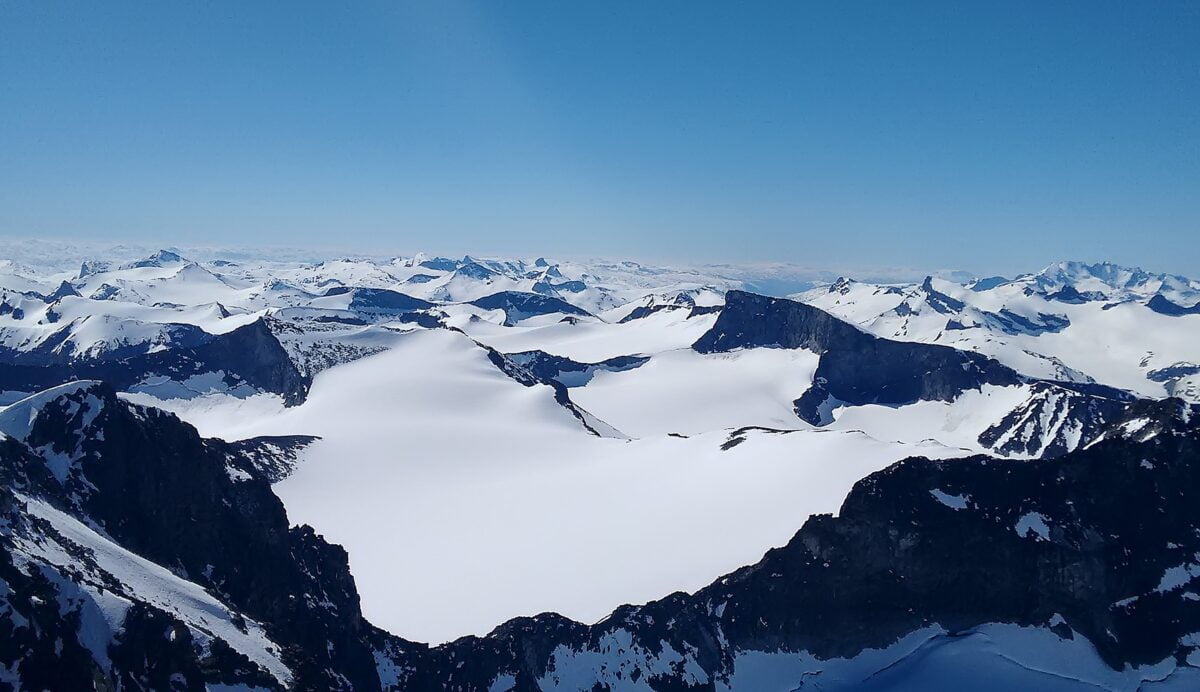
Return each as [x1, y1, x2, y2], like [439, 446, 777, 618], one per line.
[321, 286, 434, 316]
[505, 350, 649, 387]
[225, 434, 321, 483]
[0, 317, 310, 405]
[0, 382, 375, 689]
[469, 291, 592, 326]
[477, 343, 625, 438]
[976, 381, 1140, 458]
[1148, 294, 1200, 316]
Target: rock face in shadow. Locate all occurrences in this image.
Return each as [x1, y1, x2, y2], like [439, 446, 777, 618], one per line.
[224, 434, 322, 483]
[0, 317, 311, 405]
[505, 350, 649, 387]
[468, 291, 593, 326]
[322, 286, 435, 315]
[1147, 294, 1200, 316]
[478, 342, 623, 438]
[693, 290, 1023, 424]
[174, 317, 311, 404]
[0, 382, 375, 689]
[975, 381, 1158, 458]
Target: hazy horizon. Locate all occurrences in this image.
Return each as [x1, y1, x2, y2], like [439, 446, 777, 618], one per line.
[3, 2, 1198, 275]
[0, 235, 1192, 291]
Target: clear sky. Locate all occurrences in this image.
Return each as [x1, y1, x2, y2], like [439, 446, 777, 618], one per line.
[2, 1, 1198, 275]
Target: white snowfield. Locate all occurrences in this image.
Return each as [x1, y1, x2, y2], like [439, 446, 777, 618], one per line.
[1, 246, 1197, 644]
[570, 347, 821, 437]
[197, 327, 957, 642]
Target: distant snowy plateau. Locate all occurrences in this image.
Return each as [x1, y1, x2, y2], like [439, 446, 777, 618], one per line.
[2, 246, 1200, 690]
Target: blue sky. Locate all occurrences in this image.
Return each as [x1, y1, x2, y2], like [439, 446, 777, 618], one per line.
[2, 1, 1197, 275]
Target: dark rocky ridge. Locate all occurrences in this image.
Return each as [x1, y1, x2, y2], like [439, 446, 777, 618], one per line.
[1045, 284, 1106, 303]
[322, 286, 435, 315]
[477, 342, 618, 437]
[694, 290, 1024, 424]
[1148, 294, 1200, 316]
[974, 381, 1179, 458]
[454, 261, 503, 281]
[417, 256, 461, 272]
[468, 291, 592, 326]
[0, 317, 310, 405]
[505, 350, 649, 387]
[619, 302, 721, 323]
[617, 290, 723, 323]
[904, 277, 1071, 336]
[225, 434, 322, 483]
[0, 383, 376, 689]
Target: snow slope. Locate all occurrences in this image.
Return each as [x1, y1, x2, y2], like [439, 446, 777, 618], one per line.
[570, 347, 820, 437]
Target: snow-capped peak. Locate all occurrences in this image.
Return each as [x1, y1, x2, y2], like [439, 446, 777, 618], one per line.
[1024, 260, 1200, 303]
[120, 249, 188, 270]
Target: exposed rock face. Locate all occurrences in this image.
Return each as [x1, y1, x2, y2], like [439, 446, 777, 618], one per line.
[455, 261, 502, 281]
[1046, 284, 1105, 303]
[417, 256, 461, 272]
[322, 286, 435, 316]
[0, 317, 310, 405]
[225, 434, 322, 483]
[618, 303, 676, 322]
[469, 291, 593, 326]
[694, 290, 1023, 424]
[122, 249, 186, 269]
[694, 291, 1180, 459]
[977, 381, 1139, 458]
[617, 290, 723, 323]
[174, 318, 311, 405]
[1148, 294, 1200, 316]
[505, 350, 649, 387]
[1148, 362, 1200, 403]
[479, 343, 625, 438]
[266, 313, 423, 381]
[0, 382, 376, 689]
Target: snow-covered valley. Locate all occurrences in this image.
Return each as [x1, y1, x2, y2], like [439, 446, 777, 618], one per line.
[172, 328, 958, 642]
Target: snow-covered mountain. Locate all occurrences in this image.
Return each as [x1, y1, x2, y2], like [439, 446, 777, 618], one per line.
[1, 245, 1198, 689]
[795, 262, 1200, 402]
